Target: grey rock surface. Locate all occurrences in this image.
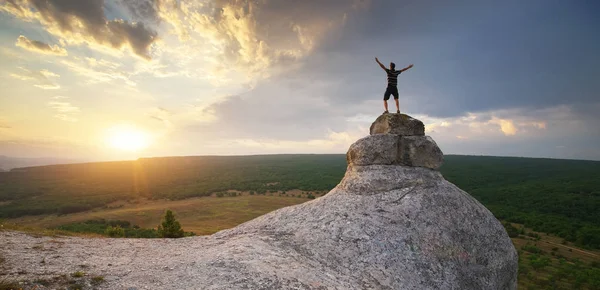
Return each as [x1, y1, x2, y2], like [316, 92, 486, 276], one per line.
[399, 136, 444, 170]
[347, 134, 444, 170]
[370, 113, 425, 136]
[347, 134, 400, 166]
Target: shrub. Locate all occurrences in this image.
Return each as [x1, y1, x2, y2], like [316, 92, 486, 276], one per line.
[71, 271, 85, 278]
[216, 192, 224, 198]
[157, 210, 184, 238]
[91, 276, 104, 285]
[502, 222, 520, 238]
[522, 243, 542, 254]
[529, 255, 551, 270]
[105, 225, 125, 238]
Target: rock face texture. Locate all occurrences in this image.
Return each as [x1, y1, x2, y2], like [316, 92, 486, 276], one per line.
[370, 113, 425, 136]
[347, 135, 443, 169]
[0, 113, 518, 290]
[351, 113, 444, 170]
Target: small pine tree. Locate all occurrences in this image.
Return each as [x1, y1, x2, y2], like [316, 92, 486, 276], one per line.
[157, 210, 184, 238]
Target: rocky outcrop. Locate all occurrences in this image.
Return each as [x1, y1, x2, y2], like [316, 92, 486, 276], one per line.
[370, 113, 425, 136]
[0, 113, 518, 290]
[350, 113, 444, 170]
[347, 134, 443, 169]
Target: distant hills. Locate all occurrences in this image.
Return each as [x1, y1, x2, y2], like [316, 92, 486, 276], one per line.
[0, 155, 86, 171]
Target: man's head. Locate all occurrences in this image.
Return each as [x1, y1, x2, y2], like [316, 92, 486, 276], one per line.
[390, 62, 396, 70]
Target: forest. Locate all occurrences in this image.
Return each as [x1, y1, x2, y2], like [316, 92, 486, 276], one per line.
[0, 154, 599, 249]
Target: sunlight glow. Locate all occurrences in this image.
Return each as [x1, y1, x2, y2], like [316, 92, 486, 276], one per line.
[106, 124, 151, 152]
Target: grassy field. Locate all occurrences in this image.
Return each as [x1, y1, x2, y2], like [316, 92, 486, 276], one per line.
[0, 155, 343, 218]
[5, 192, 316, 235]
[510, 224, 600, 289]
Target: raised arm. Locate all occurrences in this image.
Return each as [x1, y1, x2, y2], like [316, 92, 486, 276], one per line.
[400, 64, 414, 72]
[375, 57, 387, 70]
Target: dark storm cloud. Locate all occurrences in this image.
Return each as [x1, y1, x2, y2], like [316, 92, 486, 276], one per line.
[187, 0, 600, 159]
[1, 0, 158, 59]
[118, 0, 160, 23]
[280, 0, 600, 118]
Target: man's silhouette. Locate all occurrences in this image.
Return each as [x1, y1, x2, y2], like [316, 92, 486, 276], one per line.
[375, 57, 413, 114]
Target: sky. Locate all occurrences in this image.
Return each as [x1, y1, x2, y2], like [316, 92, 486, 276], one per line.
[0, 0, 599, 161]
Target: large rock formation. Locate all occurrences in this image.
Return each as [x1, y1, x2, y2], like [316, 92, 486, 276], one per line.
[348, 114, 444, 170]
[0, 113, 518, 289]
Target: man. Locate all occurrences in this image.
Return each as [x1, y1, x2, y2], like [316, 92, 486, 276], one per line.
[375, 57, 413, 114]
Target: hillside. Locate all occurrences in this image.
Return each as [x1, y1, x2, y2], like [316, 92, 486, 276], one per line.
[1, 154, 599, 250]
[0, 155, 83, 171]
[0, 155, 344, 217]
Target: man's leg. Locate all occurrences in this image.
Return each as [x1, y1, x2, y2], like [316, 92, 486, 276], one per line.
[393, 87, 400, 113]
[383, 87, 391, 113]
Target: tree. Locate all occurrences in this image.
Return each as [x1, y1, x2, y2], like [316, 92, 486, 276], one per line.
[157, 210, 184, 238]
[105, 225, 125, 237]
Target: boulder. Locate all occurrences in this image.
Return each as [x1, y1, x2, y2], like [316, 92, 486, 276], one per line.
[370, 113, 425, 136]
[399, 135, 444, 170]
[347, 134, 444, 170]
[347, 134, 400, 166]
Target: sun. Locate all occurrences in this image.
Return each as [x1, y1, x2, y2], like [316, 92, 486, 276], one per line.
[106, 124, 151, 152]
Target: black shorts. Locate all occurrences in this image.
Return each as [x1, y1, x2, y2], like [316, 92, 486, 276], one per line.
[384, 86, 399, 100]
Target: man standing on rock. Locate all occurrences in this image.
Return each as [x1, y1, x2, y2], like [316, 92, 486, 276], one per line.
[375, 57, 413, 114]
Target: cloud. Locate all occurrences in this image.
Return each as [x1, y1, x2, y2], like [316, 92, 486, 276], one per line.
[170, 76, 380, 154]
[0, 0, 158, 60]
[15, 35, 67, 56]
[421, 104, 598, 143]
[489, 117, 517, 136]
[227, 129, 364, 153]
[33, 84, 60, 90]
[149, 0, 369, 79]
[118, 0, 160, 24]
[47, 99, 80, 122]
[61, 57, 135, 86]
[147, 107, 172, 127]
[388, 104, 598, 160]
[0, 136, 92, 159]
[9, 67, 61, 89]
[422, 110, 548, 138]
